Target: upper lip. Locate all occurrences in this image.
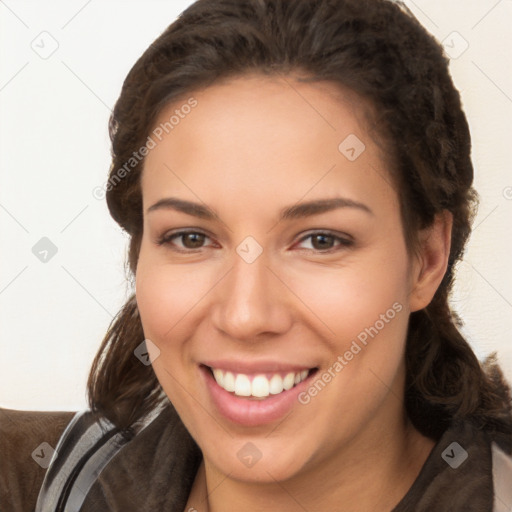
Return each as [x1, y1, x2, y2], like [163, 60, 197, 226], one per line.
[201, 359, 317, 374]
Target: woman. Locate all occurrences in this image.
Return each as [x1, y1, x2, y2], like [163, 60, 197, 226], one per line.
[10, 0, 512, 510]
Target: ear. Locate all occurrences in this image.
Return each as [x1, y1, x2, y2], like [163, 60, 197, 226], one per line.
[409, 211, 453, 313]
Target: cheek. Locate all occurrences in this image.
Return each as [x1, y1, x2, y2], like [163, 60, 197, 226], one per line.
[135, 247, 212, 342]
[289, 252, 411, 443]
[286, 249, 411, 347]
[134, 247, 205, 419]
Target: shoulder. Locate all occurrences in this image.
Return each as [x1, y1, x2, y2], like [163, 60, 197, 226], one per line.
[34, 402, 201, 512]
[394, 418, 512, 511]
[0, 407, 76, 512]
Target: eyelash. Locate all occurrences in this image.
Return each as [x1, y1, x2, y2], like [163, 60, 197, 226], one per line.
[156, 229, 353, 253]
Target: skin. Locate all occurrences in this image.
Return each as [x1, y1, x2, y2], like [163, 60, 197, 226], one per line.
[135, 74, 452, 511]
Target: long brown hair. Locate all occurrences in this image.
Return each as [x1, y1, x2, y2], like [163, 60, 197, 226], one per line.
[87, 0, 512, 443]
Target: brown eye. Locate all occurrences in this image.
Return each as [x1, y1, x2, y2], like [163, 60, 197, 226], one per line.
[295, 231, 353, 252]
[181, 232, 206, 248]
[311, 234, 335, 250]
[157, 231, 213, 250]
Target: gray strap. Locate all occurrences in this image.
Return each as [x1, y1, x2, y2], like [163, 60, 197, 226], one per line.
[35, 411, 116, 512]
[65, 430, 129, 511]
[492, 442, 512, 512]
[35, 406, 165, 512]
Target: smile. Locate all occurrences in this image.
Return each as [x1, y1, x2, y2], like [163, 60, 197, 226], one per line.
[200, 363, 318, 426]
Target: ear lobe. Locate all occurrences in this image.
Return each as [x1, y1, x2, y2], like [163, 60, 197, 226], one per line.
[409, 211, 453, 313]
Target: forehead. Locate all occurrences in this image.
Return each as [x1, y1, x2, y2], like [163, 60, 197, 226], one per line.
[148, 73, 371, 150]
[141, 74, 395, 216]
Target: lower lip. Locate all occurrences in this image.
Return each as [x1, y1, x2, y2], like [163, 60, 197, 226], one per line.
[200, 366, 315, 427]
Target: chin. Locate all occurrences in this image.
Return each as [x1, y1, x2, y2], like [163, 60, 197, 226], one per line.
[200, 433, 315, 484]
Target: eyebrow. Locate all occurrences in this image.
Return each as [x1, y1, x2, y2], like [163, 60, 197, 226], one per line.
[146, 196, 373, 220]
[280, 197, 373, 219]
[147, 198, 218, 219]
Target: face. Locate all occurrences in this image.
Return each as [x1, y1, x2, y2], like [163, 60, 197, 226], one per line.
[135, 74, 418, 483]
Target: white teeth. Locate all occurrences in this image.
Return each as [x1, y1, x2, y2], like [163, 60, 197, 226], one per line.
[223, 371, 235, 392]
[234, 374, 251, 396]
[283, 372, 295, 390]
[212, 368, 224, 387]
[269, 374, 284, 395]
[251, 375, 270, 397]
[211, 368, 310, 398]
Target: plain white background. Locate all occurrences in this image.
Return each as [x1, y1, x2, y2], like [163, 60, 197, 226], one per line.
[0, 0, 511, 411]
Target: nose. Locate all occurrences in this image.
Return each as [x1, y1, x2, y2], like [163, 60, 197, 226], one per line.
[211, 253, 293, 342]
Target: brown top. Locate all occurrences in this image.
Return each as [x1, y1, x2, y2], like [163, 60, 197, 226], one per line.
[1, 405, 511, 511]
[0, 408, 75, 512]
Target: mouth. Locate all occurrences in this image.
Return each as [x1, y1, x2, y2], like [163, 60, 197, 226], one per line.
[199, 363, 319, 426]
